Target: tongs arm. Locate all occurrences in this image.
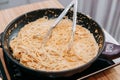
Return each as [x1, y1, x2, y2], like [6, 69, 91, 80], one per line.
[72, 0, 78, 34]
[52, 0, 75, 28]
[68, 0, 78, 50]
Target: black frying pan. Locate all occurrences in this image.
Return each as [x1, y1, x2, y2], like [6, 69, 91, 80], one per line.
[0, 8, 109, 78]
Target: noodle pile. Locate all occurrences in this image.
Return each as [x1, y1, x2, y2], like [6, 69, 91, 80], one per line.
[10, 18, 99, 71]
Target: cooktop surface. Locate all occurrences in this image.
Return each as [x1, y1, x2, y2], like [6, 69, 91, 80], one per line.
[3, 55, 115, 80]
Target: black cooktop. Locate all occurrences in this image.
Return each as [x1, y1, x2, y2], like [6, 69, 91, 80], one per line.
[3, 55, 114, 80]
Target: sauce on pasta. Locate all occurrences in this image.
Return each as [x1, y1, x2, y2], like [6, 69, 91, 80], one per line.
[10, 18, 99, 71]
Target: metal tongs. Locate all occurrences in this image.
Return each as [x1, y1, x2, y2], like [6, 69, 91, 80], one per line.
[42, 0, 78, 51]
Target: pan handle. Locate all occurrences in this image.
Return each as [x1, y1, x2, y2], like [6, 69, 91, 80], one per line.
[0, 32, 3, 48]
[101, 42, 120, 60]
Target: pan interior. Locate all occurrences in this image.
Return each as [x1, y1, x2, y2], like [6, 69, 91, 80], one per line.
[3, 8, 104, 69]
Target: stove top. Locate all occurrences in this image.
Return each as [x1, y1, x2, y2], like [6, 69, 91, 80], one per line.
[3, 55, 114, 80]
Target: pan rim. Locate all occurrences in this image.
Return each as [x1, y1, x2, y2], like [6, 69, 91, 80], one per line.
[1, 8, 105, 76]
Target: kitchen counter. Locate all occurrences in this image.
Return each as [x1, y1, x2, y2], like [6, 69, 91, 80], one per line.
[0, 0, 120, 80]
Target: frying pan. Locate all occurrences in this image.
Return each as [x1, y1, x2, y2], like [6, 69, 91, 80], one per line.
[0, 8, 105, 77]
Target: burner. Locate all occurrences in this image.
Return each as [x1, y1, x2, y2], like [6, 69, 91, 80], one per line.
[4, 55, 114, 80]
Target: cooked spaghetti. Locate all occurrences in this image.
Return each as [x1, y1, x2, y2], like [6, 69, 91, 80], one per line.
[10, 18, 99, 71]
